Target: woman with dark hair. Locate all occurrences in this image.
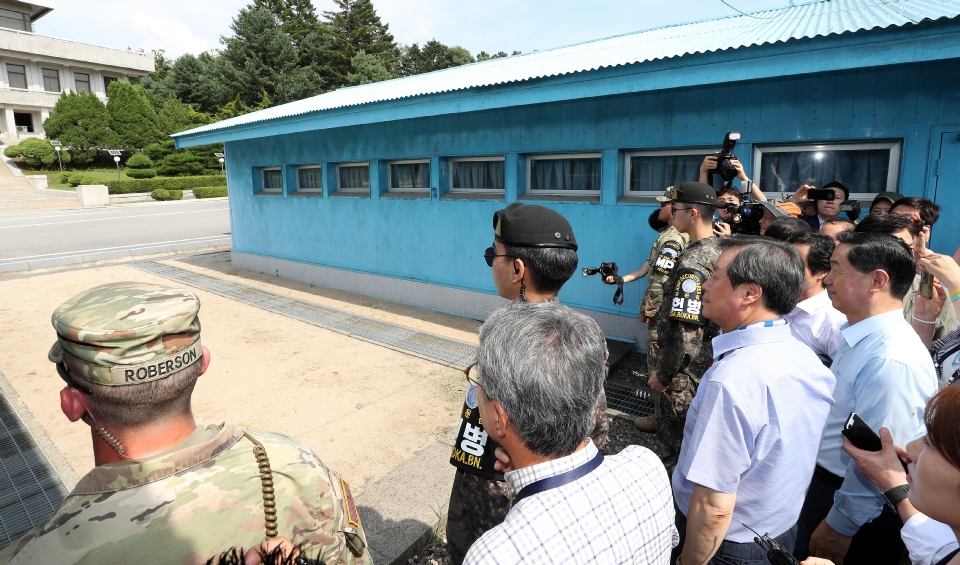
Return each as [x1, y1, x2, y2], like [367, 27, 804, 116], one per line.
[802, 385, 960, 565]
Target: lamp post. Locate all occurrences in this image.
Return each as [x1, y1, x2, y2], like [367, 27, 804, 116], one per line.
[214, 152, 225, 174]
[218, 157, 224, 173]
[113, 155, 120, 180]
[50, 140, 63, 172]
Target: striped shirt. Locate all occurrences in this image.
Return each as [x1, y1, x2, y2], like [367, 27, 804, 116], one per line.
[464, 440, 678, 564]
[673, 322, 836, 542]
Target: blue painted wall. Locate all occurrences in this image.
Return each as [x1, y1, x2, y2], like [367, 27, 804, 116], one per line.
[225, 57, 960, 320]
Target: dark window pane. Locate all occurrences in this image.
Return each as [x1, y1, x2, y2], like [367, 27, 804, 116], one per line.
[339, 166, 369, 190]
[103, 76, 117, 95]
[452, 161, 504, 190]
[41, 69, 59, 92]
[262, 169, 282, 191]
[0, 9, 27, 31]
[297, 167, 322, 190]
[74, 73, 90, 94]
[7, 64, 25, 89]
[758, 148, 891, 194]
[390, 163, 429, 189]
[530, 158, 601, 191]
[628, 155, 704, 192]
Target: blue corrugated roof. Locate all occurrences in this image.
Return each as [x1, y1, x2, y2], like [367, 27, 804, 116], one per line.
[174, 0, 960, 138]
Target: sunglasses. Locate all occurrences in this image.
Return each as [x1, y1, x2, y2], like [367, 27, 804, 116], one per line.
[484, 246, 516, 268]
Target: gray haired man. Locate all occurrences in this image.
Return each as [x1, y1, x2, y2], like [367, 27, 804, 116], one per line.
[464, 301, 677, 564]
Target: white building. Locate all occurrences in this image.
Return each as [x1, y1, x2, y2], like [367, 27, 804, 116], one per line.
[0, 0, 154, 142]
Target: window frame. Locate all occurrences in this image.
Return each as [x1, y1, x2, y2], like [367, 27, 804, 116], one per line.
[103, 76, 117, 95]
[6, 63, 26, 90]
[623, 148, 714, 197]
[336, 162, 370, 193]
[449, 156, 506, 194]
[74, 72, 91, 94]
[260, 167, 283, 194]
[388, 158, 431, 193]
[526, 152, 603, 196]
[751, 141, 901, 200]
[41, 68, 60, 93]
[295, 165, 323, 193]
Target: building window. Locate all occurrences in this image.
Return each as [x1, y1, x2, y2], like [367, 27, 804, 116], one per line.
[7, 64, 26, 90]
[528, 153, 601, 194]
[103, 76, 118, 95]
[41, 69, 60, 92]
[261, 168, 282, 194]
[753, 142, 900, 199]
[451, 157, 505, 192]
[0, 8, 29, 31]
[296, 166, 322, 193]
[13, 112, 33, 133]
[74, 73, 90, 94]
[389, 160, 430, 191]
[624, 149, 711, 196]
[337, 163, 369, 192]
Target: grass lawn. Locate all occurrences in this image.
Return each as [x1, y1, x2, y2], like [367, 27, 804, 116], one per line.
[37, 169, 135, 190]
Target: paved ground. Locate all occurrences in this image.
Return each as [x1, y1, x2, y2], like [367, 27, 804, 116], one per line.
[0, 200, 231, 271]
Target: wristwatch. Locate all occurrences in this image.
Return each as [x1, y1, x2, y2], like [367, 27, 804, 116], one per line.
[882, 484, 910, 507]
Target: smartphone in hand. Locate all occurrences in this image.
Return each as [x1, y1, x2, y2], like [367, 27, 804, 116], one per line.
[842, 412, 909, 472]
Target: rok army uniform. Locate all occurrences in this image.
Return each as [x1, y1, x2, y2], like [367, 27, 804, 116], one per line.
[446, 203, 609, 565]
[0, 282, 370, 565]
[642, 208, 689, 376]
[655, 184, 722, 472]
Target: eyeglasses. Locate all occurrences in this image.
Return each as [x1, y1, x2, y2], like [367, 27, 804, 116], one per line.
[670, 204, 691, 214]
[464, 362, 480, 387]
[484, 246, 516, 268]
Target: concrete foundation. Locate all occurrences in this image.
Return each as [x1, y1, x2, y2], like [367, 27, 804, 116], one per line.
[76, 184, 108, 207]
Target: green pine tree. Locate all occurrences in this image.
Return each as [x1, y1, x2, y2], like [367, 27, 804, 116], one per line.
[399, 40, 474, 76]
[107, 81, 164, 151]
[322, 0, 397, 89]
[43, 91, 119, 165]
[346, 49, 396, 85]
[251, 0, 320, 47]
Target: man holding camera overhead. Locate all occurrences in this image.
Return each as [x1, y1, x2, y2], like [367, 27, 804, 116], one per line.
[652, 182, 722, 473]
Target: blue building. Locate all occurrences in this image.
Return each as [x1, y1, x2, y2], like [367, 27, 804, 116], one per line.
[174, 0, 960, 342]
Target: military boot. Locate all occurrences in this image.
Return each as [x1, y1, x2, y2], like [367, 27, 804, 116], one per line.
[633, 414, 656, 431]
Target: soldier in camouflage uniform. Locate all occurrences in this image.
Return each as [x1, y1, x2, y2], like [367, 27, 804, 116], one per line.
[0, 282, 369, 565]
[446, 203, 608, 565]
[653, 183, 723, 473]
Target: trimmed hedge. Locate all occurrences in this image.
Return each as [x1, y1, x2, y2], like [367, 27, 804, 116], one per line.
[126, 168, 157, 179]
[106, 175, 226, 195]
[192, 186, 228, 199]
[68, 173, 103, 187]
[151, 189, 183, 201]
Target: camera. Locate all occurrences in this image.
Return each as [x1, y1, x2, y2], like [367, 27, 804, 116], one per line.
[583, 262, 625, 306]
[840, 200, 861, 222]
[710, 132, 742, 187]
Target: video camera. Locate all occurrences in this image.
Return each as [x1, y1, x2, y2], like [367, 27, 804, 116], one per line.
[583, 262, 625, 306]
[709, 131, 742, 188]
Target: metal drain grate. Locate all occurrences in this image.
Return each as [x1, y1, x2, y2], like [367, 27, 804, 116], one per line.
[132, 261, 479, 370]
[0, 390, 67, 549]
[604, 380, 655, 418]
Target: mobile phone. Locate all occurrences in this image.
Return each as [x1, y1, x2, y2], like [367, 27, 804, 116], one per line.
[842, 412, 882, 451]
[807, 189, 836, 201]
[920, 269, 934, 300]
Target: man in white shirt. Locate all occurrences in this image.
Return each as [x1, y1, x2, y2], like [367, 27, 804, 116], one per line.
[672, 238, 836, 565]
[769, 231, 848, 365]
[464, 300, 677, 564]
[797, 231, 937, 565]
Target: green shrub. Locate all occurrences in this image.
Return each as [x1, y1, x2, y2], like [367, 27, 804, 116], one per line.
[126, 153, 153, 169]
[59, 173, 70, 184]
[68, 173, 102, 186]
[192, 186, 228, 199]
[157, 153, 203, 176]
[105, 175, 226, 194]
[151, 189, 170, 201]
[126, 168, 157, 179]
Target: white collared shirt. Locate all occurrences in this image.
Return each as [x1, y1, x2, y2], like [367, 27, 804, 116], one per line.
[784, 289, 847, 362]
[901, 512, 960, 565]
[673, 323, 836, 542]
[818, 309, 937, 536]
[464, 440, 678, 564]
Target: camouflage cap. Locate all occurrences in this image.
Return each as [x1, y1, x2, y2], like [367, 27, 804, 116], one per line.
[49, 282, 202, 387]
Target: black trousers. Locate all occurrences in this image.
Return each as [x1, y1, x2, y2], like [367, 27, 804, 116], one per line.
[673, 507, 797, 565]
[794, 467, 904, 565]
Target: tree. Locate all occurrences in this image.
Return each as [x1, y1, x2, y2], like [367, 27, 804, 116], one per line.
[252, 0, 321, 47]
[3, 137, 72, 169]
[213, 91, 271, 122]
[220, 7, 323, 106]
[399, 40, 474, 76]
[107, 81, 164, 151]
[346, 49, 395, 85]
[158, 152, 204, 176]
[42, 91, 118, 165]
[322, 0, 397, 89]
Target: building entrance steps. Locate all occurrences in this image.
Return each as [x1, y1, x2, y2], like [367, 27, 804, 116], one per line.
[0, 162, 79, 212]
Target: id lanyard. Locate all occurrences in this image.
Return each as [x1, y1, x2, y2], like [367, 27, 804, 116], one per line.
[512, 450, 605, 505]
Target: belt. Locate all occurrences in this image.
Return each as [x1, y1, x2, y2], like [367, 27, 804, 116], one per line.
[814, 464, 844, 488]
[513, 450, 604, 505]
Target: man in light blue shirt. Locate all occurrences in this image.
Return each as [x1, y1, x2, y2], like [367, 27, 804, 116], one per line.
[797, 231, 937, 565]
[672, 238, 836, 565]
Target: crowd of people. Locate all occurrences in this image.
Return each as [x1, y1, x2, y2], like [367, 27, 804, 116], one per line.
[2, 158, 960, 565]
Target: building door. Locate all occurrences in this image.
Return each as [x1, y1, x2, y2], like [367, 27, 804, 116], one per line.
[13, 112, 32, 133]
[933, 131, 960, 256]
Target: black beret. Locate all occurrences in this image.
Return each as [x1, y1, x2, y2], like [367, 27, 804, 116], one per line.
[493, 203, 578, 251]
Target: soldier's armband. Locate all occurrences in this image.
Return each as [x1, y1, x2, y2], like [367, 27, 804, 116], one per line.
[667, 268, 708, 326]
[653, 240, 683, 276]
[329, 470, 368, 558]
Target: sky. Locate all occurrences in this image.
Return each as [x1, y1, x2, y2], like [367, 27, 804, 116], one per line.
[34, 0, 792, 60]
